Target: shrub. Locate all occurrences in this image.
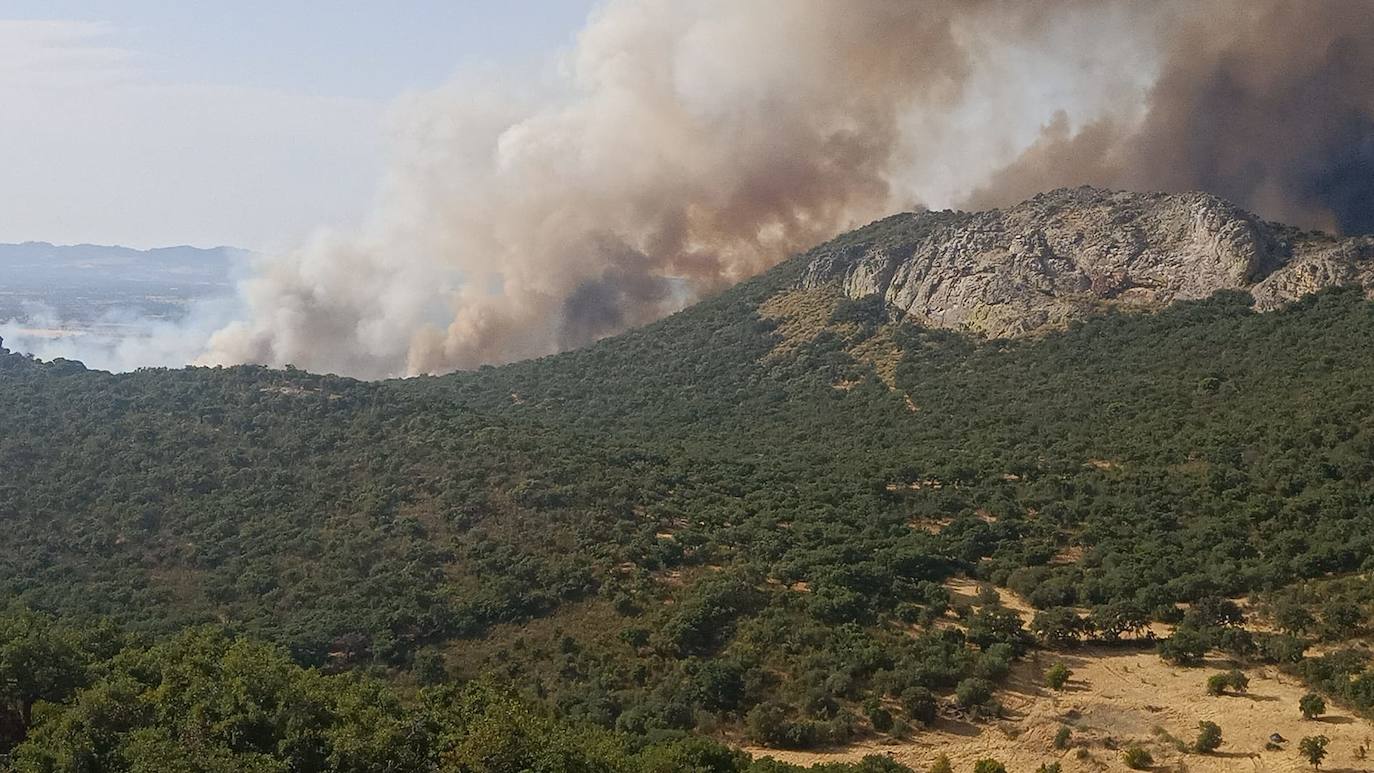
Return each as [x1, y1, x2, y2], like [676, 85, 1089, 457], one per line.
[1226, 668, 1249, 693]
[1273, 600, 1316, 635]
[1206, 668, 1249, 695]
[656, 574, 762, 656]
[688, 660, 746, 711]
[1195, 720, 1222, 752]
[612, 593, 641, 616]
[1053, 725, 1072, 749]
[1300, 692, 1326, 720]
[1122, 746, 1153, 769]
[1212, 627, 1256, 657]
[895, 603, 924, 624]
[864, 699, 894, 733]
[1256, 633, 1308, 664]
[1045, 661, 1071, 690]
[901, 687, 937, 725]
[1159, 627, 1209, 665]
[809, 585, 867, 624]
[411, 649, 448, 685]
[851, 755, 911, 772]
[1319, 599, 1363, 640]
[1188, 597, 1245, 628]
[966, 606, 1029, 654]
[916, 581, 952, 616]
[619, 627, 650, 648]
[1090, 601, 1149, 641]
[1032, 607, 1088, 647]
[973, 760, 1007, 773]
[1299, 735, 1329, 768]
[745, 702, 789, 745]
[974, 643, 1015, 681]
[928, 754, 954, 773]
[955, 677, 994, 709]
[1036, 763, 1063, 773]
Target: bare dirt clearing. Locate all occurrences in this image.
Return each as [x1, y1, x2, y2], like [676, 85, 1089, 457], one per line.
[945, 577, 1038, 617]
[745, 648, 1374, 772]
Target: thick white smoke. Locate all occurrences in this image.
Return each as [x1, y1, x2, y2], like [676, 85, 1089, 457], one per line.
[198, 0, 1161, 378]
[1, 297, 240, 373]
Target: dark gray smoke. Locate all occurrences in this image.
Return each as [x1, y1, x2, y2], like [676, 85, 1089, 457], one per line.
[970, 1, 1374, 235]
[557, 243, 677, 350]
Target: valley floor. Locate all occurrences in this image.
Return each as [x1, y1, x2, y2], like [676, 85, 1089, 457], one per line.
[746, 647, 1374, 772]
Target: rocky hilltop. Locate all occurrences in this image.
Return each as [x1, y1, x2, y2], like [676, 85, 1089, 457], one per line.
[801, 187, 1374, 337]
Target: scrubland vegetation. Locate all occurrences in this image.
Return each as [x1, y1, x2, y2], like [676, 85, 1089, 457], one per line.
[7, 218, 1374, 766]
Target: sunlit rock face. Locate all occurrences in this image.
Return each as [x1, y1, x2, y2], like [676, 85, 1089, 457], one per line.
[801, 187, 1374, 337]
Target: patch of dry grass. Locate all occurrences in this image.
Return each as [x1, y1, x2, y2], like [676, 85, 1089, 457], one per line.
[743, 647, 1374, 772]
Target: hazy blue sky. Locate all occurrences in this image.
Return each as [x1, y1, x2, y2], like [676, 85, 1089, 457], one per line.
[0, 1, 596, 248]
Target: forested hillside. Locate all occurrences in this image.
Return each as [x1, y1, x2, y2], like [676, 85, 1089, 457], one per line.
[6, 211, 1374, 768]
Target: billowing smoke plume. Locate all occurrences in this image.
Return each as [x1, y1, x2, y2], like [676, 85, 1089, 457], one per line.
[202, 0, 983, 377]
[969, 1, 1374, 235]
[189, 0, 1372, 378]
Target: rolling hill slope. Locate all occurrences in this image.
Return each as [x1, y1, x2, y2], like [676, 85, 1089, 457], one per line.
[5, 189, 1374, 768]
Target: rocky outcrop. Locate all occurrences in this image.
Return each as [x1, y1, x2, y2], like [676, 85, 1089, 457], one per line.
[799, 187, 1374, 337]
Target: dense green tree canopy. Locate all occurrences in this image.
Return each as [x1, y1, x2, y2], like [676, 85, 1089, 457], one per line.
[8, 218, 1374, 752]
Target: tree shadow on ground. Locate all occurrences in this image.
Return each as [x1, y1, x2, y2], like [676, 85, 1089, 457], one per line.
[932, 718, 982, 738]
[1208, 750, 1260, 759]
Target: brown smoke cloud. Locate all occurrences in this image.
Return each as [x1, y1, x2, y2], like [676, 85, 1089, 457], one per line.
[969, 1, 1374, 235]
[199, 0, 1374, 378]
[203, 0, 985, 377]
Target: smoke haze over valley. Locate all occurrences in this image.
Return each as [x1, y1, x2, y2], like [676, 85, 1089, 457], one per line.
[0, 242, 247, 371]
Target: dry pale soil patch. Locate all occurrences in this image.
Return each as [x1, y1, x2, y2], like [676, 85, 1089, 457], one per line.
[745, 648, 1374, 772]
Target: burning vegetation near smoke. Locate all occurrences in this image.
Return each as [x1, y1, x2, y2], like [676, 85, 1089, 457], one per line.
[192, 0, 1374, 379]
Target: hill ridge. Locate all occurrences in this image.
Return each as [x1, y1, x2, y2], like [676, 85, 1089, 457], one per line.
[798, 186, 1374, 338]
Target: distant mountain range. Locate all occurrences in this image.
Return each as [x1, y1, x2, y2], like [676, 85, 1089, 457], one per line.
[0, 242, 249, 291]
[0, 241, 250, 332]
